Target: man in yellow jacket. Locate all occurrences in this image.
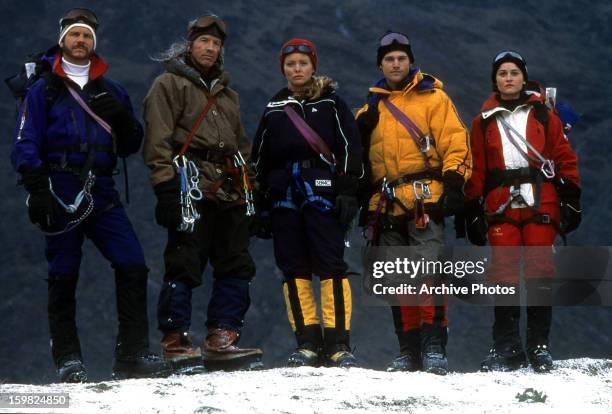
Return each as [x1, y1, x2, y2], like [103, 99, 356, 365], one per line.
[356, 31, 471, 375]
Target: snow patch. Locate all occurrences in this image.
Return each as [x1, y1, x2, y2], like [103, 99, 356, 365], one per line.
[0, 359, 611, 413]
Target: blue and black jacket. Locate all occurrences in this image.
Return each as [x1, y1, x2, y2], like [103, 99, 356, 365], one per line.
[251, 79, 362, 208]
[11, 50, 143, 208]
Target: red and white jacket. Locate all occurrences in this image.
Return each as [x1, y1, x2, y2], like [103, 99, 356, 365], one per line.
[465, 86, 579, 214]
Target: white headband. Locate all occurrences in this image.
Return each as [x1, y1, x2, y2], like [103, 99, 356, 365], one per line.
[58, 23, 97, 50]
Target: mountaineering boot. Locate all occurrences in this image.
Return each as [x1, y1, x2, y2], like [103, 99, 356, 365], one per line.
[323, 344, 358, 368]
[526, 280, 553, 373]
[57, 353, 87, 383]
[112, 265, 173, 379]
[480, 344, 527, 372]
[287, 343, 319, 367]
[112, 347, 173, 380]
[48, 275, 86, 382]
[202, 328, 263, 371]
[527, 344, 553, 373]
[161, 331, 205, 375]
[387, 328, 421, 372]
[421, 324, 448, 375]
[421, 344, 448, 375]
[387, 350, 421, 372]
[481, 304, 526, 372]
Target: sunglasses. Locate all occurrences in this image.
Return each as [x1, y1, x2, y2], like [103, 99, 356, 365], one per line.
[379, 32, 410, 47]
[191, 14, 227, 36]
[494, 50, 525, 63]
[281, 44, 313, 55]
[60, 8, 99, 30]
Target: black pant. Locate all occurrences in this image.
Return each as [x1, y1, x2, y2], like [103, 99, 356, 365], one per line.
[157, 202, 255, 334]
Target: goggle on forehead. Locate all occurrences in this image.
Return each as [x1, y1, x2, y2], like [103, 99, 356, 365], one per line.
[190, 14, 227, 36]
[379, 32, 410, 47]
[494, 50, 525, 64]
[59, 8, 99, 30]
[281, 44, 313, 55]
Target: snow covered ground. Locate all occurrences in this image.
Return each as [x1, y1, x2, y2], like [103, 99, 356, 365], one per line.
[1, 358, 611, 414]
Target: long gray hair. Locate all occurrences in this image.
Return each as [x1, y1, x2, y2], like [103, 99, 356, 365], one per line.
[150, 40, 189, 62]
[150, 37, 225, 69]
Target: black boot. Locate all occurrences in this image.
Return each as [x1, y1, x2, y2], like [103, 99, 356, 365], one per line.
[322, 343, 357, 368]
[526, 279, 554, 373]
[480, 345, 527, 372]
[112, 265, 172, 379]
[387, 328, 421, 372]
[527, 344, 553, 373]
[57, 354, 88, 383]
[287, 342, 320, 367]
[322, 330, 357, 368]
[421, 324, 448, 375]
[481, 305, 526, 372]
[288, 325, 322, 367]
[48, 275, 87, 383]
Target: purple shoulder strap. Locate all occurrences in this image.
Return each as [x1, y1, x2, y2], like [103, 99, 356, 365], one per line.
[382, 98, 428, 151]
[65, 82, 113, 135]
[284, 105, 336, 166]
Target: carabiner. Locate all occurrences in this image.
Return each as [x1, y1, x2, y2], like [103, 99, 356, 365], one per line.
[540, 160, 556, 179]
[412, 180, 431, 200]
[418, 135, 431, 153]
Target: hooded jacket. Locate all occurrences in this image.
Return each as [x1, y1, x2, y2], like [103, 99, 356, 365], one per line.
[143, 56, 251, 203]
[465, 82, 579, 214]
[356, 68, 471, 215]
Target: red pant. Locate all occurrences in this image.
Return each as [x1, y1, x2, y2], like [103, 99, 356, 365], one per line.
[487, 203, 559, 284]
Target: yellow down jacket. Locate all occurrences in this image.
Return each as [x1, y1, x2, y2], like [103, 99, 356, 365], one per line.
[356, 70, 472, 215]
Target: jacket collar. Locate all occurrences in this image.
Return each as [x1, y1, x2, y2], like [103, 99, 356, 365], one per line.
[165, 56, 229, 94]
[368, 68, 442, 97]
[267, 79, 335, 107]
[50, 51, 107, 81]
[481, 80, 545, 119]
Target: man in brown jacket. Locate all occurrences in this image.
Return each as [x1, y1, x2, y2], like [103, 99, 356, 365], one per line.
[143, 14, 261, 372]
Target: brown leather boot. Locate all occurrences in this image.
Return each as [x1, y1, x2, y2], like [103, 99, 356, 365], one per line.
[202, 328, 262, 361]
[161, 331, 202, 362]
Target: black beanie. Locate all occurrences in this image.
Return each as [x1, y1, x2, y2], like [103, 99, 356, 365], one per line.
[491, 51, 528, 87]
[376, 31, 414, 66]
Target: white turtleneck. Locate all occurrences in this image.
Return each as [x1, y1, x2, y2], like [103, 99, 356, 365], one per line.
[61, 57, 90, 89]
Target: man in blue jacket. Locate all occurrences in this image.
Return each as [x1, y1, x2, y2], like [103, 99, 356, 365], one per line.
[11, 8, 170, 382]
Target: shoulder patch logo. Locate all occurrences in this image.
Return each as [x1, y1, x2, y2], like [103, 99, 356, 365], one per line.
[315, 179, 332, 187]
[312, 107, 318, 113]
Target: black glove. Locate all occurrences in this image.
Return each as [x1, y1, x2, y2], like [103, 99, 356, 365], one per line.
[251, 211, 272, 239]
[89, 91, 136, 153]
[334, 174, 360, 229]
[251, 189, 272, 239]
[465, 199, 488, 246]
[89, 92, 131, 126]
[556, 179, 581, 234]
[154, 178, 182, 230]
[440, 171, 465, 217]
[356, 101, 380, 138]
[22, 169, 63, 229]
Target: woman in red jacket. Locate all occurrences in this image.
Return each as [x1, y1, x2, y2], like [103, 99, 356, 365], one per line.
[464, 51, 581, 373]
